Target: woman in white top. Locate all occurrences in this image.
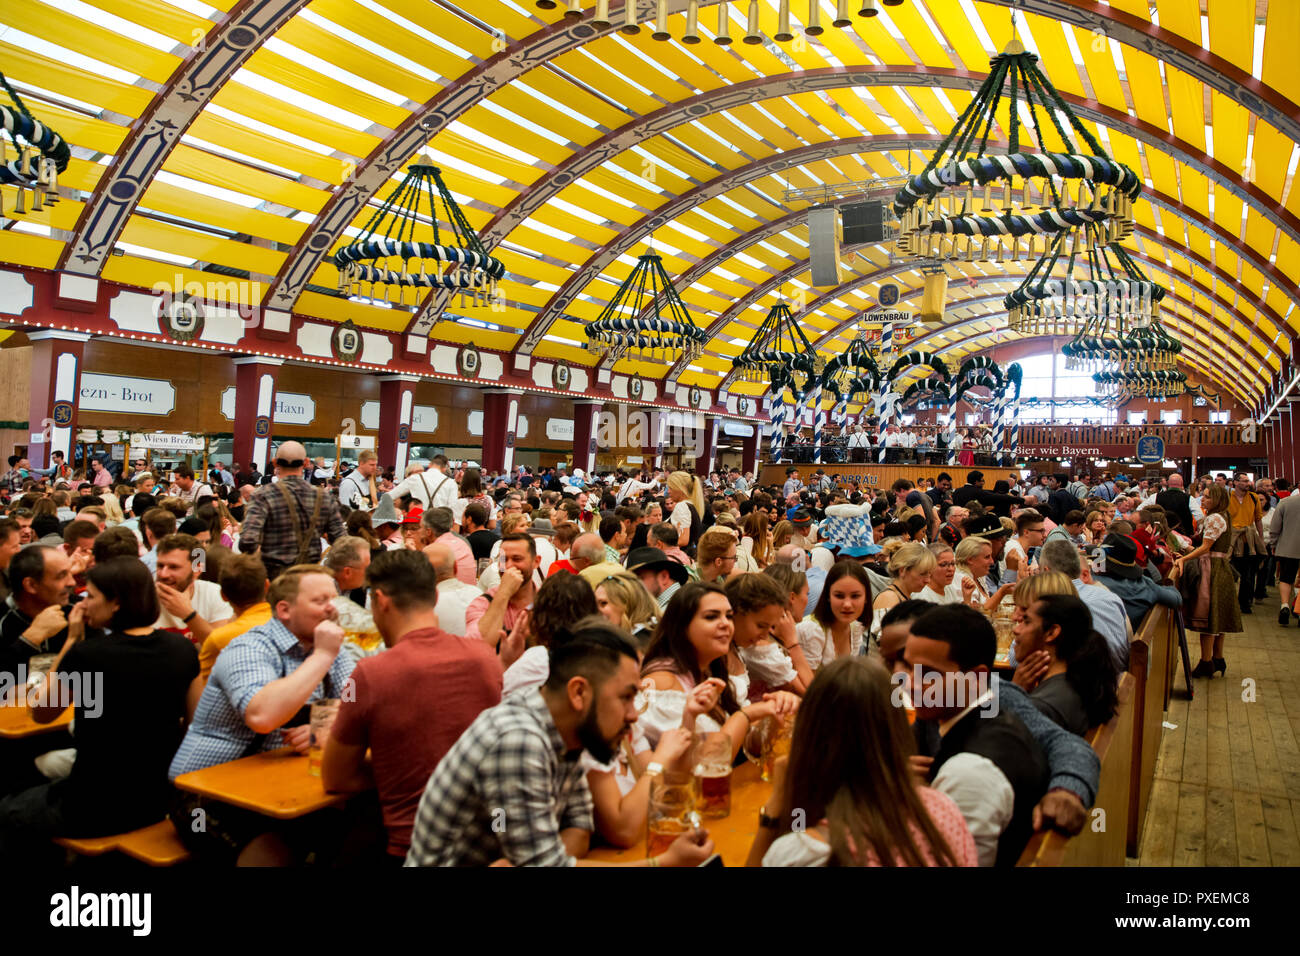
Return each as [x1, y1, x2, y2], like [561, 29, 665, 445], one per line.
[1003, 509, 1046, 584]
[952, 536, 1015, 613]
[914, 543, 962, 604]
[665, 471, 705, 549]
[451, 467, 496, 533]
[795, 561, 872, 670]
[593, 571, 660, 648]
[726, 573, 813, 697]
[870, 542, 936, 639]
[640, 582, 799, 761]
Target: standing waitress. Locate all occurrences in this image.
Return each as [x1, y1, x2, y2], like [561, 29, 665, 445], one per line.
[1174, 483, 1241, 678]
[666, 471, 704, 557]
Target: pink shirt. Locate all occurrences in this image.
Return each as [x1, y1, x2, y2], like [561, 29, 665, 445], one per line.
[465, 586, 528, 643]
[438, 532, 477, 585]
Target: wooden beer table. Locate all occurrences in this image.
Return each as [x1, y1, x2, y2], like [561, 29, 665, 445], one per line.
[586, 762, 771, 866]
[0, 702, 73, 739]
[173, 747, 348, 820]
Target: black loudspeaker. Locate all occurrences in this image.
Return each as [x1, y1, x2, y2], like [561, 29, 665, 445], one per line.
[841, 200, 886, 246]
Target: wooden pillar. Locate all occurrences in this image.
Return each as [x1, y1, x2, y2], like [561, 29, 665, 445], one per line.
[481, 389, 522, 475]
[572, 400, 602, 475]
[232, 357, 281, 474]
[26, 330, 90, 469]
[377, 375, 419, 475]
[694, 414, 718, 477]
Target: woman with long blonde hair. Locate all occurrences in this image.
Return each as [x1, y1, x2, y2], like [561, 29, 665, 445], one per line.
[665, 471, 704, 552]
[592, 571, 660, 647]
[770, 519, 797, 553]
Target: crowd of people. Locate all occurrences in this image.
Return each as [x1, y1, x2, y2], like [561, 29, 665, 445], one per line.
[0, 441, 1282, 867]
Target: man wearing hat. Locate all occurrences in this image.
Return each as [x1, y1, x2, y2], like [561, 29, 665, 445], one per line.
[369, 489, 403, 548]
[782, 468, 802, 500]
[625, 546, 690, 610]
[788, 508, 817, 551]
[1090, 534, 1182, 631]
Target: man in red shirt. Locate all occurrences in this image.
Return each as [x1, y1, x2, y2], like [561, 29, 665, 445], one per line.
[323, 549, 502, 862]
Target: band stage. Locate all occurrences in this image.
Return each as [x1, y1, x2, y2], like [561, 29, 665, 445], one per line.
[758, 462, 1022, 491]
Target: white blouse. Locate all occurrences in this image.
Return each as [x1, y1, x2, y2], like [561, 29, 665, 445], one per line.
[738, 642, 797, 691]
[669, 500, 693, 534]
[638, 669, 750, 748]
[581, 724, 652, 797]
[795, 618, 865, 671]
[913, 584, 963, 605]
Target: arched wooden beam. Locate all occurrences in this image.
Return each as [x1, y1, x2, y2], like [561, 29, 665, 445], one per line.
[57, 0, 311, 275]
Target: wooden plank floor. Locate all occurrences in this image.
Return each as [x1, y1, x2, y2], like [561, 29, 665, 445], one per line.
[1137, 585, 1300, 865]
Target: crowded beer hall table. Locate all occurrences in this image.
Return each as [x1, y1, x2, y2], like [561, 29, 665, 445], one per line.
[172, 747, 350, 820]
[0, 702, 73, 740]
[587, 762, 770, 866]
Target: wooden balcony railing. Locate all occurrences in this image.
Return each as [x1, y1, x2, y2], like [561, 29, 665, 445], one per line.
[1017, 423, 1256, 448]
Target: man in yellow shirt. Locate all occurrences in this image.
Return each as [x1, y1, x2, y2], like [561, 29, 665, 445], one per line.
[1227, 473, 1265, 616]
[197, 554, 272, 685]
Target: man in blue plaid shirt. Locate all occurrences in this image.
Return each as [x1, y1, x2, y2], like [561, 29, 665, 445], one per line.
[404, 621, 713, 867]
[168, 564, 354, 864]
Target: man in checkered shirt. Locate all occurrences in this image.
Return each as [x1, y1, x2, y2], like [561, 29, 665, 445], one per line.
[404, 623, 713, 867]
[238, 441, 346, 581]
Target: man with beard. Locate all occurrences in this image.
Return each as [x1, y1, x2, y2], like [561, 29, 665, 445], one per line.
[153, 534, 233, 647]
[405, 619, 714, 867]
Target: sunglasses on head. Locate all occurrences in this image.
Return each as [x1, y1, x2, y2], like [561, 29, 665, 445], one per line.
[276, 458, 304, 469]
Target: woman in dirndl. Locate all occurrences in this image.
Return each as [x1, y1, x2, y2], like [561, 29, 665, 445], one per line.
[1173, 483, 1241, 678]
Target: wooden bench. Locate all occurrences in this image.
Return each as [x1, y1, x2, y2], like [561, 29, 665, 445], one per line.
[55, 820, 191, 866]
[1126, 605, 1176, 856]
[1018, 671, 1135, 866]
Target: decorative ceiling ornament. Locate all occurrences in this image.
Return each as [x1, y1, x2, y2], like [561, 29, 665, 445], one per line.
[332, 163, 505, 307]
[1007, 221, 1166, 337]
[892, 35, 1140, 264]
[561, 0, 905, 45]
[731, 298, 824, 386]
[0, 71, 68, 217]
[1062, 317, 1182, 375]
[585, 250, 709, 362]
[1093, 368, 1188, 403]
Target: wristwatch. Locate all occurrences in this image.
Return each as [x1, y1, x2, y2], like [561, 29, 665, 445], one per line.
[758, 807, 781, 830]
[182, 610, 198, 624]
[644, 761, 664, 779]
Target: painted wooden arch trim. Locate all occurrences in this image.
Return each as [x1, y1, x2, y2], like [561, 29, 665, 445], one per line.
[410, 66, 1300, 338]
[57, 0, 311, 275]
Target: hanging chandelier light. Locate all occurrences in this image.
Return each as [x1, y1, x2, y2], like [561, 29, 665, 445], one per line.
[332, 163, 505, 306]
[732, 299, 824, 385]
[546, 1, 907, 44]
[1062, 317, 1182, 375]
[585, 250, 709, 362]
[892, 35, 1140, 264]
[1006, 221, 1166, 337]
[0, 72, 68, 217]
[1092, 367, 1187, 403]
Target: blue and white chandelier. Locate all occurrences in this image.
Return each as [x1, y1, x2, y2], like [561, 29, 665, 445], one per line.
[893, 36, 1140, 263]
[1, 71, 67, 217]
[585, 251, 709, 362]
[333, 163, 505, 305]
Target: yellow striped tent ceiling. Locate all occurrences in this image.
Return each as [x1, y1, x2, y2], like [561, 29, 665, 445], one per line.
[2, 0, 1297, 408]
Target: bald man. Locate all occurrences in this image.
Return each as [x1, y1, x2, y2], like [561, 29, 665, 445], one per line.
[424, 542, 481, 637]
[239, 440, 346, 580]
[573, 532, 623, 590]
